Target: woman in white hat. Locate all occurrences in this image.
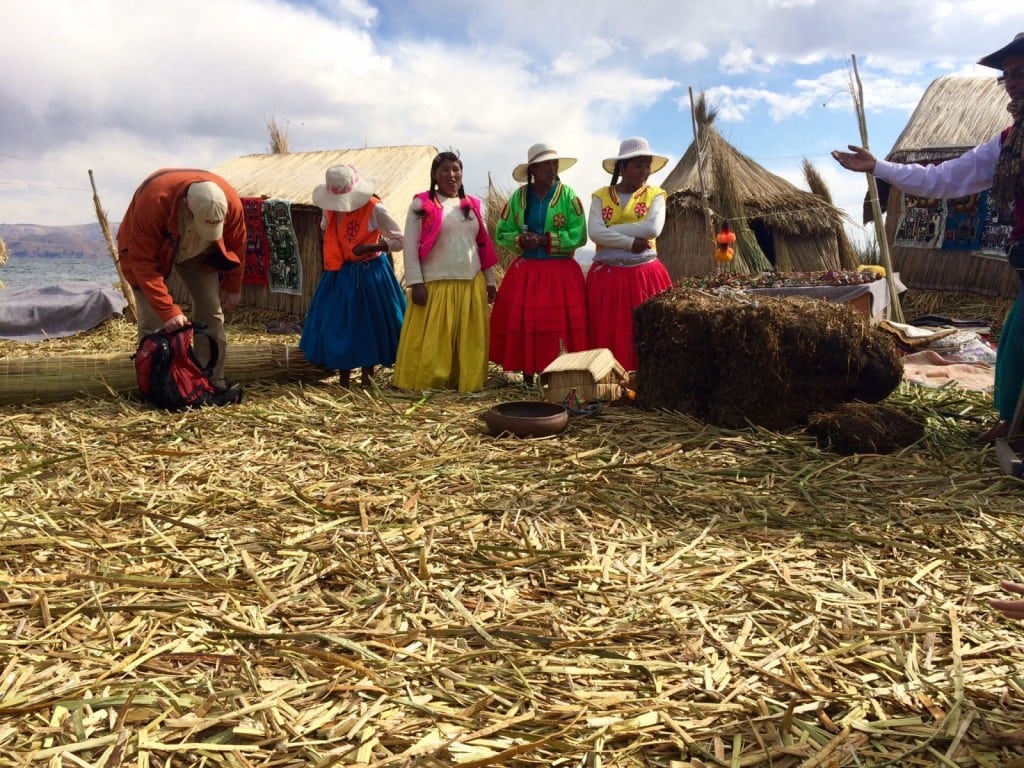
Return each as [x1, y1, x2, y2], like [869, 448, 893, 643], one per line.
[300, 164, 407, 387]
[490, 142, 589, 384]
[586, 137, 674, 372]
[833, 32, 1024, 443]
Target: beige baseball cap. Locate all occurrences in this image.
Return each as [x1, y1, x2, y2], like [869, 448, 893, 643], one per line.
[187, 181, 228, 241]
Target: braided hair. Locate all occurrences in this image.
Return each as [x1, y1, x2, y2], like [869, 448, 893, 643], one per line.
[609, 160, 623, 190]
[524, 167, 534, 224]
[423, 150, 472, 220]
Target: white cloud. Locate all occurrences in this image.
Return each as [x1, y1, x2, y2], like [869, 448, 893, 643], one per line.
[718, 44, 772, 77]
[333, 0, 379, 24]
[0, 0, 1015, 230]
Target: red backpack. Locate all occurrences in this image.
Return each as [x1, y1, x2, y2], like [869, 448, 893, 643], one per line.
[133, 324, 241, 410]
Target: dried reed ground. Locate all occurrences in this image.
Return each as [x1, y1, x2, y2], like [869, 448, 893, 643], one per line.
[2, 308, 1024, 767]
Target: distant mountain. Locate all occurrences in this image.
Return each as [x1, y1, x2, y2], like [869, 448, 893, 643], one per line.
[0, 222, 120, 260]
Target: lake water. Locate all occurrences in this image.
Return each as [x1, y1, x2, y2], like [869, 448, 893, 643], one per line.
[0, 254, 120, 293]
[0, 251, 596, 292]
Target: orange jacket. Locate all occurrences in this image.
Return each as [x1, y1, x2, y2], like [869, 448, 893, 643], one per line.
[117, 169, 246, 322]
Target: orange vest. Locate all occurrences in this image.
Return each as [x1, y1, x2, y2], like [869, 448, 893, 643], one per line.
[322, 197, 381, 271]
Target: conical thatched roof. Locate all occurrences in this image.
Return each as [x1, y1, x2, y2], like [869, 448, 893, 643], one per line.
[213, 145, 437, 208]
[663, 125, 847, 238]
[886, 75, 1009, 165]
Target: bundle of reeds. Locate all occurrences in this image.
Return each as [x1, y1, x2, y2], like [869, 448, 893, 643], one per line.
[485, 173, 517, 273]
[803, 157, 860, 270]
[807, 401, 926, 454]
[0, 342, 330, 406]
[712, 149, 771, 274]
[634, 287, 902, 429]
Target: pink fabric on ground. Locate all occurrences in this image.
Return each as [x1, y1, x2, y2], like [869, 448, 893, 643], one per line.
[902, 349, 994, 392]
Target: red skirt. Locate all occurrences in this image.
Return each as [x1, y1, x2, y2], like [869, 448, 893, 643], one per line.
[490, 257, 588, 375]
[586, 259, 672, 371]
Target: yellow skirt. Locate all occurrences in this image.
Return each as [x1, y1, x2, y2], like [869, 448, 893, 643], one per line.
[393, 273, 490, 392]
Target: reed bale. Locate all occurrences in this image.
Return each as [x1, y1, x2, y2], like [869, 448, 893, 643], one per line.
[0, 343, 331, 406]
[806, 402, 926, 454]
[633, 288, 902, 430]
[893, 246, 1018, 297]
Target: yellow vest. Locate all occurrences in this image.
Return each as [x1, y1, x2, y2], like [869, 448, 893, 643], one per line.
[593, 184, 666, 251]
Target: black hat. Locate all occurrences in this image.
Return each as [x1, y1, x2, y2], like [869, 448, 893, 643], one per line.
[978, 32, 1024, 70]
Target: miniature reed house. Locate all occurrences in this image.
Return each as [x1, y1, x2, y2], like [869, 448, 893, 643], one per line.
[540, 348, 626, 408]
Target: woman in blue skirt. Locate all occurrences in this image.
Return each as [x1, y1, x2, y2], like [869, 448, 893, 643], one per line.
[300, 165, 407, 387]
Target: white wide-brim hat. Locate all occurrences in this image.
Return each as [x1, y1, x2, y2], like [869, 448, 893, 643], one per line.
[512, 142, 577, 183]
[602, 137, 669, 175]
[978, 32, 1024, 70]
[312, 164, 375, 212]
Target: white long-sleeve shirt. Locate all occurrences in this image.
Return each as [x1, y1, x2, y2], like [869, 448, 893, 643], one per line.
[587, 192, 666, 264]
[402, 195, 496, 286]
[872, 134, 1002, 199]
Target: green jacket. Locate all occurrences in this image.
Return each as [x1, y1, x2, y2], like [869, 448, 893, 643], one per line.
[495, 181, 587, 258]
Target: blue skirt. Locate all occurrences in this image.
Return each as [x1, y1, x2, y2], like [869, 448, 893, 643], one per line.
[299, 256, 407, 370]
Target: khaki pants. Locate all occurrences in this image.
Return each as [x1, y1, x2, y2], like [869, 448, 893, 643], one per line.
[134, 260, 228, 388]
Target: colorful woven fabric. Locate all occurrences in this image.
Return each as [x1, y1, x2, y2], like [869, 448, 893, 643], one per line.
[262, 198, 303, 295]
[241, 197, 270, 286]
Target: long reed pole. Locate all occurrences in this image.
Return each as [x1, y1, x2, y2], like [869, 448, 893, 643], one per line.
[689, 87, 715, 270]
[850, 55, 904, 322]
[89, 170, 137, 323]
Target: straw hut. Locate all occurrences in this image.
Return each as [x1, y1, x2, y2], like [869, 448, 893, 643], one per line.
[540, 348, 627, 406]
[659, 111, 857, 280]
[873, 75, 1014, 297]
[167, 145, 436, 317]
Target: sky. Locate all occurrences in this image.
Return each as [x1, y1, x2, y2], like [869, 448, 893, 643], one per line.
[1, 0, 1021, 250]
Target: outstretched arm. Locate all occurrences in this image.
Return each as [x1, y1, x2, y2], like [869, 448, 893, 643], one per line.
[833, 136, 1001, 199]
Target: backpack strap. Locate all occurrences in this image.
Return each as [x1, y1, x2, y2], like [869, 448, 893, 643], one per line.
[168, 323, 219, 378]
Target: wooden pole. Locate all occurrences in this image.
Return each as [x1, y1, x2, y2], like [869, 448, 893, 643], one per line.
[689, 87, 716, 271]
[88, 169, 138, 323]
[850, 55, 904, 322]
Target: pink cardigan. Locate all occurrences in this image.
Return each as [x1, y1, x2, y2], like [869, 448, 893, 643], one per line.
[413, 192, 498, 270]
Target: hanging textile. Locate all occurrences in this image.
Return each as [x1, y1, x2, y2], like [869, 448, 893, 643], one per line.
[241, 197, 270, 286]
[262, 198, 303, 295]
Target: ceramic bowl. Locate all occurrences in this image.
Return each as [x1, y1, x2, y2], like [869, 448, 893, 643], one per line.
[480, 401, 569, 438]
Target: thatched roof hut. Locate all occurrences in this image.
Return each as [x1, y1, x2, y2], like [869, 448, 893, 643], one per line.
[877, 75, 1014, 297]
[167, 145, 436, 317]
[659, 117, 857, 279]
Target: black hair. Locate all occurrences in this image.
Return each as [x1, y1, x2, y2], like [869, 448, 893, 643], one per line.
[523, 166, 560, 224]
[609, 160, 623, 189]
[419, 150, 471, 220]
[524, 168, 534, 224]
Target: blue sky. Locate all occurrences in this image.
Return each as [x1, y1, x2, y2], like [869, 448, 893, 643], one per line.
[1, 0, 1020, 250]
